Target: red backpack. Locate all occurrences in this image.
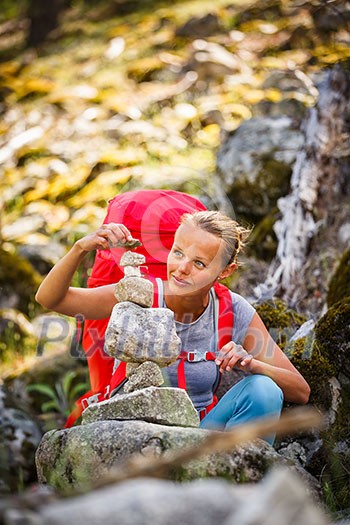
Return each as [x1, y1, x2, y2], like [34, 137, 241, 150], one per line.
[66, 189, 233, 427]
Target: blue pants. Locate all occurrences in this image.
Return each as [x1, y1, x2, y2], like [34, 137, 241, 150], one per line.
[200, 375, 284, 445]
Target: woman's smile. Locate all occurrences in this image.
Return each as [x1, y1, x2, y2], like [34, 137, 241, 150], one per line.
[171, 274, 191, 286]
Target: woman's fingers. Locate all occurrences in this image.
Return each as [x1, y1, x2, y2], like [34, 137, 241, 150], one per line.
[215, 342, 252, 373]
[76, 223, 133, 252]
[101, 223, 133, 245]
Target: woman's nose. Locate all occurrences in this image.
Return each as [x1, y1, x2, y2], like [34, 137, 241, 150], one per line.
[178, 259, 191, 274]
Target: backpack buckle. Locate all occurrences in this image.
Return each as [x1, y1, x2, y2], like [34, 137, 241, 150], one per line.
[198, 407, 208, 420]
[187, 351, 207, 362]
[81, 386, 110, 410]
[81, 393, 102, 410]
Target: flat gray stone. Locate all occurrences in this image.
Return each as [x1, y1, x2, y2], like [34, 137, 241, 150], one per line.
[82, 386, 199, 427]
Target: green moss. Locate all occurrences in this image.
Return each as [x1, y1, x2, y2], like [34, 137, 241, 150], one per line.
[256, 299, 340, 408]
[0, 247, 42, 317]
[255, 298, 306, 349]
[284, 337, 336, 409]
[313, 297, 350, 377]
[327, 248, 350, 307]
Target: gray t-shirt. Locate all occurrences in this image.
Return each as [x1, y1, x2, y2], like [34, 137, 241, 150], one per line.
[160, 286, 255, 410]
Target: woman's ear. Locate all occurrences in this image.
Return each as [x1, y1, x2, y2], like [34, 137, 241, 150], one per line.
[219, 263, 237, 280]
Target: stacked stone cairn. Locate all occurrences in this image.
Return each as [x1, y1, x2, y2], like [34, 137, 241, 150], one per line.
[82, 249, 200, 428]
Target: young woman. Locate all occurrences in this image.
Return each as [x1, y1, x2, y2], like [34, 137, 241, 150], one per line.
[36, 211, 310, 443]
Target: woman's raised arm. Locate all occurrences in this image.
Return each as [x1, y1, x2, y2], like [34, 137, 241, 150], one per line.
[35, 223, 132, 319]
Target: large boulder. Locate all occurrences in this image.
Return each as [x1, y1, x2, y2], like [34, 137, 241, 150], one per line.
[36, 419, 290, 493]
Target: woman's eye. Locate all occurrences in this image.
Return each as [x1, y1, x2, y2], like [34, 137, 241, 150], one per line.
[173, 249, 182, 257]
[195, 260, 205, 268]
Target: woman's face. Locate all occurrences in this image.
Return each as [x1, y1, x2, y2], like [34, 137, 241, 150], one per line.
[167, 221, 228, 297]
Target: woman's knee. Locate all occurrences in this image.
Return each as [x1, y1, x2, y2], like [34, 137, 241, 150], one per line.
[246, 375, 284, 415]
[232, 375, 283, 418]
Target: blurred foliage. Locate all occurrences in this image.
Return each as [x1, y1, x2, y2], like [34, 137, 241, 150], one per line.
[0, 0, 29, 22]
[27, 369, 89, 429]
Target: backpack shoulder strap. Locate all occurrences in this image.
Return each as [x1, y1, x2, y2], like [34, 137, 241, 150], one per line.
[154, 277, 164, 307]
[145, 275, 163, 307]
[213, 282, 234, 350]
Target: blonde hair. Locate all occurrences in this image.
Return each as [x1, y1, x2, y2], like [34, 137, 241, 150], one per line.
[180, 211, 251, 267]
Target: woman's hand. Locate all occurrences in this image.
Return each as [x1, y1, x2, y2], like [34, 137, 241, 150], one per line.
[76, 223, 133, 252]
[215, 341, 254, 374]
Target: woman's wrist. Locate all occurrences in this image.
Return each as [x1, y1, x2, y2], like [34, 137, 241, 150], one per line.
[73, 239, 90, 256]
[248, 358, 264, 374]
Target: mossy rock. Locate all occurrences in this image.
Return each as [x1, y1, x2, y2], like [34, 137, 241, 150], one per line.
[327, 248, 350, 307]
[332, 383, 350, 442]
[255, 298, 306, 348]
[313, 297, 350, 378]
[284, 336, 336, 409]
[0, 247, 42, 317]
[255, 299, 338, 407]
